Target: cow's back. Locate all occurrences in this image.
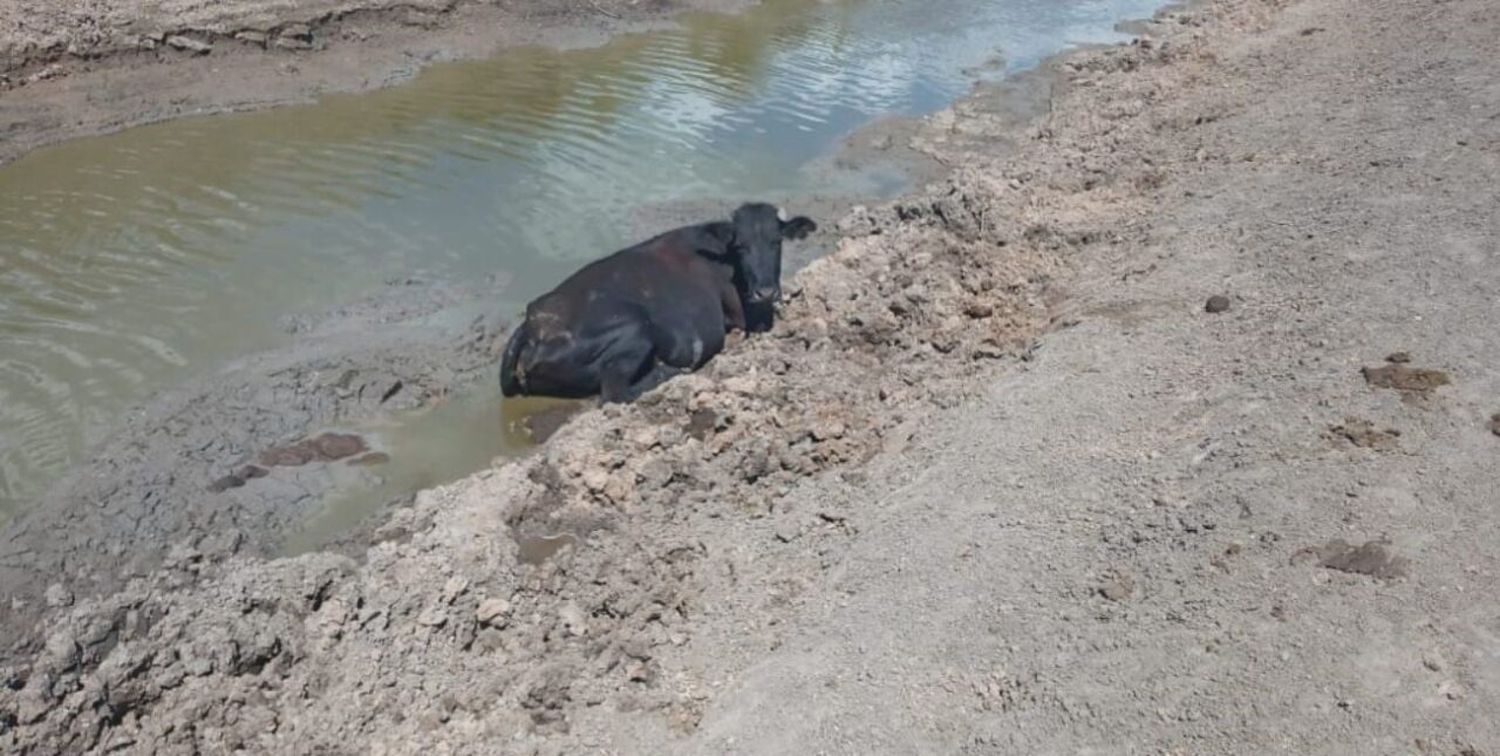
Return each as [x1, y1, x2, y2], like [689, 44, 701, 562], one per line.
[529, 229, 719, 338]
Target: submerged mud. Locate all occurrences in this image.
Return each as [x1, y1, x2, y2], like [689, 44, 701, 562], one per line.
[0, 276, 511, 647]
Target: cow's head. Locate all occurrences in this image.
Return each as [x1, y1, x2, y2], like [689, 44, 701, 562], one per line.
[731, 203, 817, 305]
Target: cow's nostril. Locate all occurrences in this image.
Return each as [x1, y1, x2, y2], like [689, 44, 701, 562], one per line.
[753, 287, 780, 302]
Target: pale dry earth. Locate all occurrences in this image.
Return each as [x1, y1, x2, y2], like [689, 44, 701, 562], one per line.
[2, 0, 1499, 753]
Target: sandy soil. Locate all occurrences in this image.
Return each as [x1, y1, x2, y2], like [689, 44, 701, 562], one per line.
[4, 0, 1499, 752]
[0, 0, 752, 164]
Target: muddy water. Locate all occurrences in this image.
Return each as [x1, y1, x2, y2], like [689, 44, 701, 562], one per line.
[0, 0, 1163, 530]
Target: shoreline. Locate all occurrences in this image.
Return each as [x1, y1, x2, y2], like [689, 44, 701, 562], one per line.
[0, 0, 757, 165]
[5, 0, 1497, 751]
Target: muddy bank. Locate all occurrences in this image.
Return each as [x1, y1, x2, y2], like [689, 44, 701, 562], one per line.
[6, 0, 1499, 752]
[0, 0, 1123, 744]
[0, 0, 753, 164]
[0, 275, 511, 648]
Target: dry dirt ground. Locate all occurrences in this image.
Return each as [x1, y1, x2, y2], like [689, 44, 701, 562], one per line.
[0, 0, 752, 163]
[3, 0, 1500, 752]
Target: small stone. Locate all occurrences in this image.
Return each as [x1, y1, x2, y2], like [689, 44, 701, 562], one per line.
[416, 606, 447, 628]
[184, 656, 213, 676]
[773, 521, 801, 543]
[1099, 573, 1135, 602]
[475, 598, 512, 627]
[1385, 352, 1411, 364]
[280, 22, 313, 40]
[1204, 295, 1231, 313]
[810, 418, 846, 441]
[1488, 413, 1500, 437]
[963, 302, 995, 319]
[165, 35, 212, 54]
[441, 576, 469, 604]
[625, 660, 654, 683]
[44, 583, 73, 608]
[581, 468, 609, 493]
[723, 375, 759, 395]
[235, 30, 269, 47]
[274, 35, 313, 51]
[558, 603, 587, 637]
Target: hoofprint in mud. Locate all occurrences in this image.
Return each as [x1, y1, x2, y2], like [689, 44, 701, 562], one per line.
[5, 0, 1500, 752]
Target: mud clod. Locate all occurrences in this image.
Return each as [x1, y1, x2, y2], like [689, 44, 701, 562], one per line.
[1099, 573, 1136, 601]
[259, 432, 370, 467]
[1204, 294, 1231, 313]
[1361, 363, 1450, 396]
[1328, 418, 1401, 451]
[1299, 539, 1409, 580]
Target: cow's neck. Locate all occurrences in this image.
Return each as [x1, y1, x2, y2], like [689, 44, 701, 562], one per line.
[692, 222, 741, 276]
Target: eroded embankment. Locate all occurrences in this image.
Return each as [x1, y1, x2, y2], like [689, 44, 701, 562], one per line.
[1, 2, 1262, 753]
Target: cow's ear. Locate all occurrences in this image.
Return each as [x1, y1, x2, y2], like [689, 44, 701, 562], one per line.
[780, 216, 817, 240]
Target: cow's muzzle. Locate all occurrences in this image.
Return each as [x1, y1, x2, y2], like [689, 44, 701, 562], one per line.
[748, 286, 780, 304]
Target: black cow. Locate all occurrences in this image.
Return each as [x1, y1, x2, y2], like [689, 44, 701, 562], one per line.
[499, 202, 816, 403]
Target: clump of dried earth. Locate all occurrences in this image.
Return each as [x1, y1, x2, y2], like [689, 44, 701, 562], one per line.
[4, 0, 1500, 752]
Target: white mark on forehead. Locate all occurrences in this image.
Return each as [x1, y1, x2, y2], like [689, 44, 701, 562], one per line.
[776, 206, 787, 222]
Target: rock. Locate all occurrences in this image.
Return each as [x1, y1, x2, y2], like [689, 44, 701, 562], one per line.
[581, 468, 609, 493]
[636, 459, 674, 490]
[723, 375, 759, 395]
[476, 598, 512, 627]
[558, 603, 587, 637]
[1296, 539, 1408, 580]
[685, 409, 717, 440]
[810, 418, 846, 441]
[234, 30, 269, 47]
[1361, 363, 1450, 396]
[625, 660, 654, 683]
[1099, 573, 1135, 601]
[440, 576, 469, 604]
[44, 583, 73, 608]
[1204, 295, 1231, 313]
[1328, 418, 1400, 451]
[274, 35, 313, 51]
[1489, 412, 1500, 437]
[963, 301, 995, 319]
[416, 606, 448, 628]
[165, 35, 212, 55]
[773, 521, 801, 543]
[1385, 351, 1411, 364]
